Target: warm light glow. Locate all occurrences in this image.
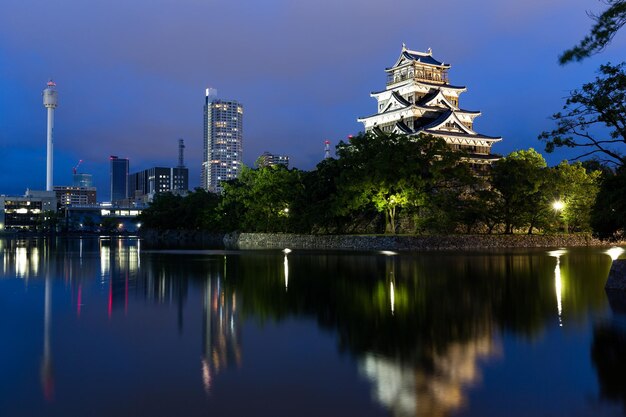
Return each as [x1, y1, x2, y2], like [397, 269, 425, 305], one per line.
[548, 249, 566, 327]
[605, 247, 625, 261]
[390, 281, 395, 315]
[552, 200, 565, 211]
[380, 250, 398, 256]
[15, 247, 28, 278]
[282, 248, 292, 254]
[284, 253, 289, 291]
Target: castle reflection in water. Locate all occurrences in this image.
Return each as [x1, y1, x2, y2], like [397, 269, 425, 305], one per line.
[0, 237, 622, 417]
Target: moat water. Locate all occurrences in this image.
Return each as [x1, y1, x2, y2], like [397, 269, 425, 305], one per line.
[1, 237, 625, 417]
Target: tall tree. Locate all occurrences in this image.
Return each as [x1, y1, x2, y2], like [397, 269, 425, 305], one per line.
[560, 0, 626, 64]
[492, 149, 549, 234]
[539, 63, 626, 166]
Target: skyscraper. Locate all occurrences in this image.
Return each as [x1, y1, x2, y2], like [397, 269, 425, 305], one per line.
[110, 156, 129, 203]
[202, 89, 243, 193]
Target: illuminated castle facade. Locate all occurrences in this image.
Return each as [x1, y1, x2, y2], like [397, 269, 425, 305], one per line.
[358, 45, 501, 164]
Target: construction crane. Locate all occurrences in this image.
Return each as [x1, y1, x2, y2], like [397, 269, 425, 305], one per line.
[72, 160, 83, 175]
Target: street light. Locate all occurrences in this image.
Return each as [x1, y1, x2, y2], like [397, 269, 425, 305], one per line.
[552, 200, 567, 233]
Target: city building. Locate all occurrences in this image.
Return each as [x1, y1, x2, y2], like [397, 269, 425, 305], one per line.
[0, 191, 57, 231]
[202, 89, 243, 193]
[128, 166, 189, 202]
[110, 156, 129, 203]
[358, 45, 501, 164]
[53, 186, 97, 206]
[73, 173, 93, 188]
[257, 151, 289, 168]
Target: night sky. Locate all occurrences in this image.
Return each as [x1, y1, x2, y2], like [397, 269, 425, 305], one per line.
[1, 0, 625, 198]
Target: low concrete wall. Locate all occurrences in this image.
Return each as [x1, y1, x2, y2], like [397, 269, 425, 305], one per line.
[224, 232, 608, 251]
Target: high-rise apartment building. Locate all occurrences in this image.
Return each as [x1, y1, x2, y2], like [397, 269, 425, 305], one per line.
[202, 89, 243, 193]
[110, 156, 129, 203]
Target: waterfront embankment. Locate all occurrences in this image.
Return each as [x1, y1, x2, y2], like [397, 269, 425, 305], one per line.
[140, 230, 618, 251]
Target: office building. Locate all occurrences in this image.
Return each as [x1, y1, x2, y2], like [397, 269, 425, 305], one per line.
[110, 156, 129, 203]
[0, 191, 57, 231]
[202, 89, 243, 193]
[54, 186, 97, 207]
[128, 167, 189, 201]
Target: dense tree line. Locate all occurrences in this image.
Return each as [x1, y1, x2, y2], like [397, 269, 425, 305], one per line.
[139, 132, 611, 236]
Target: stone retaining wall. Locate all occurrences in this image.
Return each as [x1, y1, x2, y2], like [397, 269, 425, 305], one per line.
[140, 229, 224, 249]
[223, 232, 608, 251]
[141, 230, 616, 251]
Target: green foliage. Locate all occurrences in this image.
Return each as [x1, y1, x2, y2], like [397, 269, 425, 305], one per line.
[560, 0, 626, 64]
[219, 165, 306, 232]
[591, 166, 626, 238]
[137, 135, 606, 237]
[334, 132, 470, 234]
[539, 63, 626, 166]
[550, 161, 602, 232]
[492, 149, 549, 234]
[138, 189, 220, 231]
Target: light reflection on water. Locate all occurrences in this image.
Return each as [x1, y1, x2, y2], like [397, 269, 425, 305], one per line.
[0, 237, 624, 417]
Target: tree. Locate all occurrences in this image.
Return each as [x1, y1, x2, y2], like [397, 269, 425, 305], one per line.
[220, 165, 306, 232]
[560, 0, 626, 64]
[334, 132, 470, 234]
[491, 149, 549, 234]
[539, 63, 626, 166]
[550, 161, 602, 232]
[590, 166, 626, 238]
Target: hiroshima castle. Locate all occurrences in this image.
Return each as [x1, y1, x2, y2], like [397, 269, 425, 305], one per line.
[358, 44, 501, 163]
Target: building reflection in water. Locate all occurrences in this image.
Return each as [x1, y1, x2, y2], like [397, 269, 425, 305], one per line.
[360, 336, 499, 417]
[548, 249, 567, 327]
[201, 262, 241, 393]
[0, 240, 40, 279]
[41, 272, 54, 401]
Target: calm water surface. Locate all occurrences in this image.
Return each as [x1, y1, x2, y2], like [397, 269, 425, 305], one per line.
[0, 237, 625, 417]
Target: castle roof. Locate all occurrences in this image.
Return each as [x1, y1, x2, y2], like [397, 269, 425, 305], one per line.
[386, 45, 450, 71]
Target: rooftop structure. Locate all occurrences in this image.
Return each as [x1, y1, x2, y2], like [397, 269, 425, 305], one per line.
[257, 151, 289, 168]
[358, 45, 501, 164]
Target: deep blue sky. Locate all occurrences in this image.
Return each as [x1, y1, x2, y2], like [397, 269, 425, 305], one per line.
[1, 0, 625, 198]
